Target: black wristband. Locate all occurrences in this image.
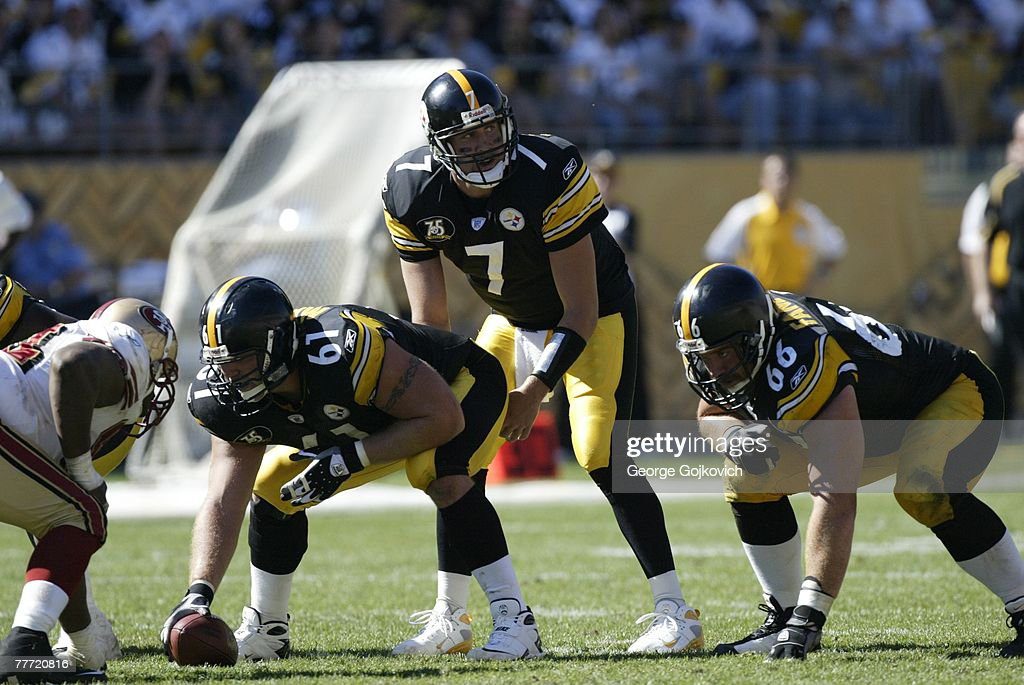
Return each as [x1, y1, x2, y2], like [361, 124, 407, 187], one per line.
[187, 580, 215, 603]
[531, 326, 588, 390]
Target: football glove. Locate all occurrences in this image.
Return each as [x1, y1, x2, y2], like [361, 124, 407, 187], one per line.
[723, 423, 780, 475]
[161, 583, 214, 660]
[281, 440, 366, 506]
[766, 605, 825, 660]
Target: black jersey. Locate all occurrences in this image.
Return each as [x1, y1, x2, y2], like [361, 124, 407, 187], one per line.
[748, 293, 974, 454]
[188, 304, 478, 448]
[382, 134, 633, 329]
[986, 162, 1024, 279]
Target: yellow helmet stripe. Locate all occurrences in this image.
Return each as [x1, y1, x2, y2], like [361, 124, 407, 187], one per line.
[206, 276, 246, 347]
[680, 263, 724, 339]
[447, 69, 479, 110]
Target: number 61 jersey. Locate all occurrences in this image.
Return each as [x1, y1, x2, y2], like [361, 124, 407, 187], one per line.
[751, 293, 976, 441]
[188, 305, 478, 449]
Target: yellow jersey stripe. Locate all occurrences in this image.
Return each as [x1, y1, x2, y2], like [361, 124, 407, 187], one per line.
[344, 311, 387, 405]
[206, 276, 245, 347]
[542, 194, 603, 244]
[778, 336, 853, 431]
[990, 163, 1020, 206]
[680, 263, 722, 339]
[0, 275, 25, 341]
[543, 166, 591, 224]
[447, 69, 478, 109]
[778, 333, 825, 413]
[384, 210, 432, 251]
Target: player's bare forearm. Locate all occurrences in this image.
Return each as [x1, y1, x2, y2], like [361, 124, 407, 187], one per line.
[189, 497, 245, 590]
[189, 437, 263, 589]
[805, 492, 857, 597]
[696, 399, 744, 439]
[551, 237, 598, 339]
[401, 258, 451, 330]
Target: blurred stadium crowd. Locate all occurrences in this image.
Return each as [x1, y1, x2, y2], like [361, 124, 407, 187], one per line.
[0, 0, 1022, 153]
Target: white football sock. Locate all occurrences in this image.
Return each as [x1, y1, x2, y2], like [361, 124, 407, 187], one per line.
[742, 532, 802, 609]
[250, 565, 293, 621]
[647, 569, 685, 605]
[956, 530, 1024, 608]
[437, 571, 471, 609]
[13, 580, 68, 633]
[472, 555, 525, 607]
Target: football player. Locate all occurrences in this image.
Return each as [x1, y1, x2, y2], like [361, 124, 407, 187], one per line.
[1, 275, 148, 671]
[162, 277, 542, 662]
[382, 68, 701, 654]
[674, 263, 1024, 659]
[0, 298, 178, 682]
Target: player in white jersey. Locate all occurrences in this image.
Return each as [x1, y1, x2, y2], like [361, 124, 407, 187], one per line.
[0, 298, 177, 683]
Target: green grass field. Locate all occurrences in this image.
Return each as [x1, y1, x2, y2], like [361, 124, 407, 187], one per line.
[1, 492, 1022, 683]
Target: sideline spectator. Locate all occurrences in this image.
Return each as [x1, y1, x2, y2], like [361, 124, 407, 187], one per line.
[704, 152, 846, 294]
[7, 191, 106, 318]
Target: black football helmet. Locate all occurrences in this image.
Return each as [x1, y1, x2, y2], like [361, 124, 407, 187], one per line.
[673, 264, 775, 410]
[199, 276, 297, 416]
[420, 68, 518, 188]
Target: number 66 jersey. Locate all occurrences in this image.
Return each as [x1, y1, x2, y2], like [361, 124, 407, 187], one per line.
[753, 292, 981, 444]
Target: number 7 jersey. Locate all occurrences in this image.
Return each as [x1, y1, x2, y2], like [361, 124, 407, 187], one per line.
[382, 134, 633, 330]
[751, 292, 975, 436]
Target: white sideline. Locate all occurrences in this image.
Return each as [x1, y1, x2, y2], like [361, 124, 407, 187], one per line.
[105, 475, 718, 519]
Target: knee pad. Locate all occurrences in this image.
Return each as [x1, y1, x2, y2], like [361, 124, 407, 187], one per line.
[930, 493, 1007, 562]
[731, 498, 798, 546]
[249, 497, 308, 575]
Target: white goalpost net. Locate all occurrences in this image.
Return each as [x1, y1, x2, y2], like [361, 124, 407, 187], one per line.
[137, 58, 464, 477]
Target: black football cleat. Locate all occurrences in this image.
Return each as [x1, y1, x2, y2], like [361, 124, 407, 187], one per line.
[1000, 609, 1024, 658]
[713, 595, 793, 655]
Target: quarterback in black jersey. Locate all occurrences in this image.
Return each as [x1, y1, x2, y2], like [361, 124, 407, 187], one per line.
[163, 277, 542, 662]
[674, 264, 1024, 659]
[383, 68, 701, 654]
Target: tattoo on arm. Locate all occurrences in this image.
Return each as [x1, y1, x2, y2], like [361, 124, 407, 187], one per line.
[382, 356, 421, 412]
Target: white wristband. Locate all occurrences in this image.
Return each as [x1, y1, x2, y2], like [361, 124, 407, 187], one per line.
[797, 577, 835, 616]
[353, 441, 370, 468]
[66, 453, 104, 490]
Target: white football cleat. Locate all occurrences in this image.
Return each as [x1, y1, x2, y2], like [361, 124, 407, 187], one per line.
[235, 605, 291, 661]
[467, 599, 543, 661]
[628, 599, 704, 654]
[53, 606, 122, 670]
[392, 600, 473, 656]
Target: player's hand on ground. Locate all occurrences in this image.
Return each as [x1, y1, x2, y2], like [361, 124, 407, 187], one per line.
[281, 440, 365, 506]
[766, 605, 825, 660]
[161, 590, 211, 659]
[723, 422, 781, 475]
[501, 378, 546, 441]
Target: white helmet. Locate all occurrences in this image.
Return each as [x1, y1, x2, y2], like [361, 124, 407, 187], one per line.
[91, 298, 179, 435]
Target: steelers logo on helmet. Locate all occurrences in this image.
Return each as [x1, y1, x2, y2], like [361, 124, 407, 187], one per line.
[420, 69, 519, 189]
[672, 264, 776, 410]
[198, 276, 298, 417]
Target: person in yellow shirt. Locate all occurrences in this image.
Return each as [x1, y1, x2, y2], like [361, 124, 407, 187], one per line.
[704, 152, 846, 293]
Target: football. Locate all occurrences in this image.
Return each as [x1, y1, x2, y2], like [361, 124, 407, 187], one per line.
[167, 612, 238, 666]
